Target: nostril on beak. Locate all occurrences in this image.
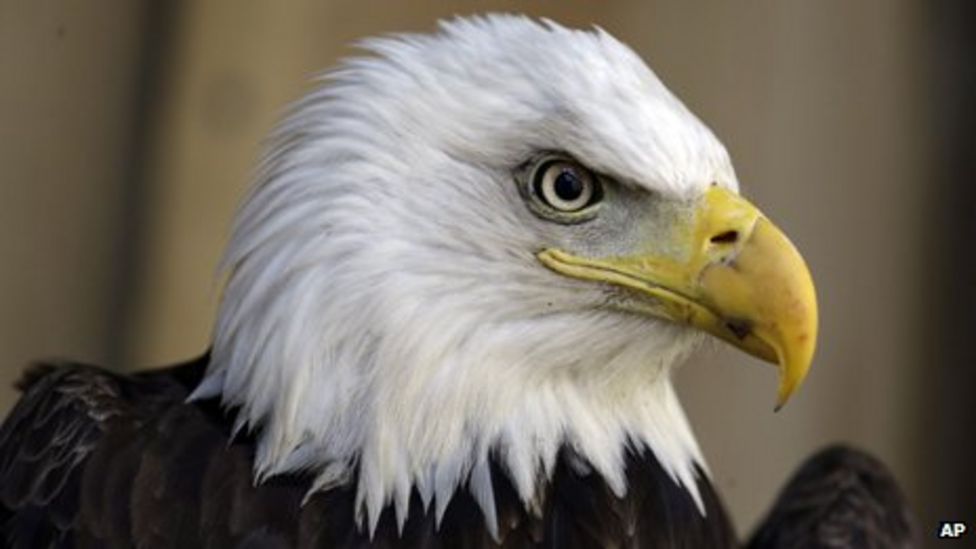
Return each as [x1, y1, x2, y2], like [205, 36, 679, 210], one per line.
[710, 230, 739, 244]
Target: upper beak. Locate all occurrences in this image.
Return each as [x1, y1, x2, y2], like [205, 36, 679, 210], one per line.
[538, 186, 818, 409]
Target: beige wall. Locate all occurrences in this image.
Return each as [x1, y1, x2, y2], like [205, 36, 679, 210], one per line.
[2, 0, 937, 539]
[0, 2, 146, 404]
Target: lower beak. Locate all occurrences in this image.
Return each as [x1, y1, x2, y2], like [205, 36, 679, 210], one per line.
[538, 186, 818, 409]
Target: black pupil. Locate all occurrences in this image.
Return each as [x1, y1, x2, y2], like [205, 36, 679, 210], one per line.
[553, 168, 584, 201]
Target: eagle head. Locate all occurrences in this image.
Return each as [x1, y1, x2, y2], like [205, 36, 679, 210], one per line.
[194, 14, 817, 536]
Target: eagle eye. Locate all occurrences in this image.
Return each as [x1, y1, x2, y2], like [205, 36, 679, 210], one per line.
[532, 159, 602, 213]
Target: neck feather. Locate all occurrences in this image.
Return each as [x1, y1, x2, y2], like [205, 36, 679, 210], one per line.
[194, 324, 706, 537]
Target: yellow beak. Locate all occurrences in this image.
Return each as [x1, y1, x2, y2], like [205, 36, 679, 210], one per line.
[538, 186, 817, 409]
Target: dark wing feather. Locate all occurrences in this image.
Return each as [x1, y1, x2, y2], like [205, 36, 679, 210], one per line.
[0, 363, 129, 548]
[0, 357, 206, 548]
[2, 355, 738, 548]
[749, 445, 919, 549]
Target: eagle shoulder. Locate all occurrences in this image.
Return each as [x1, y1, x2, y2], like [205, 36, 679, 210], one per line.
[0, 357, 211, 548]
[0, 362, 132, 547]
[749, 445, 920, 549]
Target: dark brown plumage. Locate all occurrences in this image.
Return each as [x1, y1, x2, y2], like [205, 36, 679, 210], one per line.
[748, 445, 920, 549]
[0, 356, 922, 548]
[1, 355, 738, 548]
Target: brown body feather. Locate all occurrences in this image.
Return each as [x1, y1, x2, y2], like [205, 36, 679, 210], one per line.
[0, 355, 737, 548]
[748, 446, 919, 549]
[0, 355, 915, 548]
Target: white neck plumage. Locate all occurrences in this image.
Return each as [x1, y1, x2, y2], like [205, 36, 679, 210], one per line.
[194, 300, 708, 537]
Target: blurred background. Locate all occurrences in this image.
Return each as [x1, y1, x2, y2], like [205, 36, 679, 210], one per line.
[1, 1, 973, 544]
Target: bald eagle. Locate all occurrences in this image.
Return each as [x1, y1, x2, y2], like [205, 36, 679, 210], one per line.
[0, 14, 917, 549]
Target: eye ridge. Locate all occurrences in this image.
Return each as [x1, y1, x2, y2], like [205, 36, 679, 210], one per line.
[532, 158, 602, 213]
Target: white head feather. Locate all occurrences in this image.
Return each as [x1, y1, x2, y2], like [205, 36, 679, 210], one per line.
[193, 14, 738, 537]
